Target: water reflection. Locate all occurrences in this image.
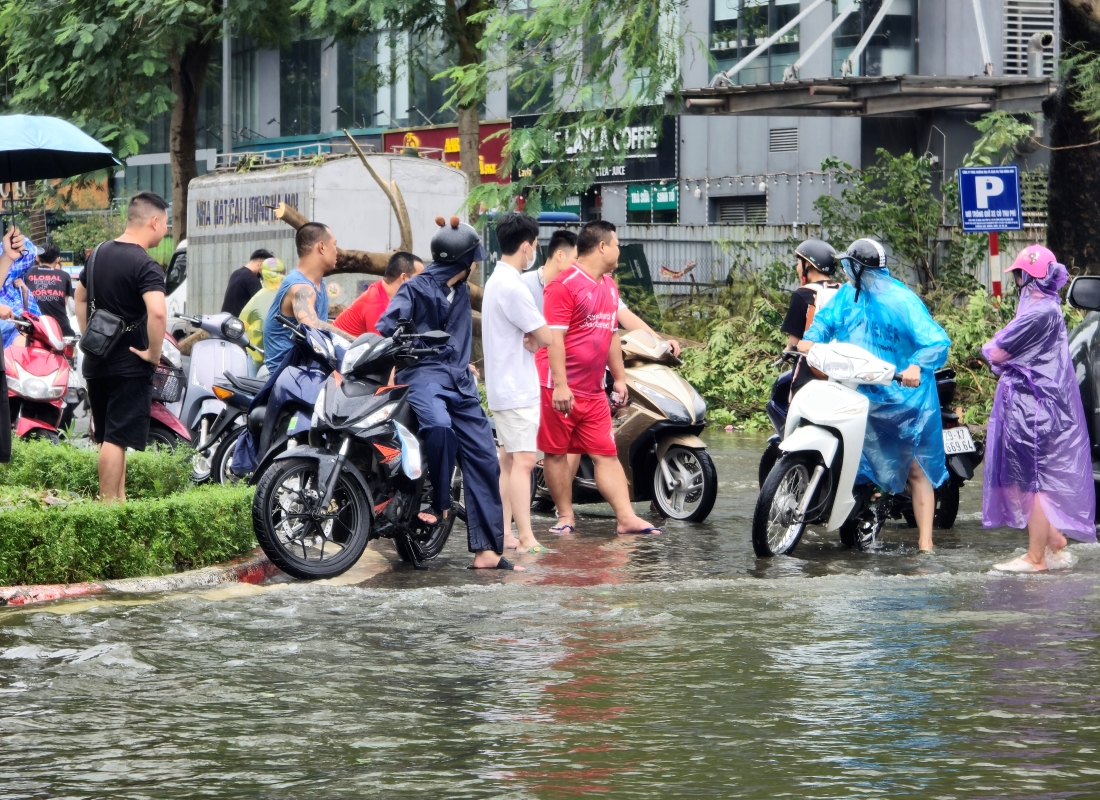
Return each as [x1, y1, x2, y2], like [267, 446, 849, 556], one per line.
[1, 433, 1098, 798]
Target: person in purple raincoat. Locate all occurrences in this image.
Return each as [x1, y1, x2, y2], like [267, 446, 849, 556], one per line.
[984, 244, 1095, 573]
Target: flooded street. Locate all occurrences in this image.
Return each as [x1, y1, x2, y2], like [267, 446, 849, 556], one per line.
[3, 432, 1099, 798]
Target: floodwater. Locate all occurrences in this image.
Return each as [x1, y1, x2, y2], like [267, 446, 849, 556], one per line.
[2, 433, 1099, 799]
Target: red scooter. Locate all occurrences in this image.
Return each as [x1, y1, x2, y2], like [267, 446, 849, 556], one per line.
[5, 312, 71, 442]
[149, 332, 192, 448]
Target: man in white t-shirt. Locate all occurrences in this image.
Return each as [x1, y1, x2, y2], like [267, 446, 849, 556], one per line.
[483, 213, 553, 553]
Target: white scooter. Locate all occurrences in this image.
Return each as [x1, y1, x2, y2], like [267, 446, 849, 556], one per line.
[752, 342, 902, 557]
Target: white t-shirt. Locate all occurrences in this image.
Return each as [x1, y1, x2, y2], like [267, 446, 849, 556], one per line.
[483, 261, 547, 411]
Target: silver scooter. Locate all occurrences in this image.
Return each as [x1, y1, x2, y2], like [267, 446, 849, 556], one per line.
[176, 313, 254, 481]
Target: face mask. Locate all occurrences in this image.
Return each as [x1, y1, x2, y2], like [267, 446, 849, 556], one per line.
[526, 243, 537, 271]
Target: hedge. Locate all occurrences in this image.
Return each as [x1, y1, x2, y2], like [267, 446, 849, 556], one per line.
[0, 438, 193, 500]
[0, 484, 256, 586]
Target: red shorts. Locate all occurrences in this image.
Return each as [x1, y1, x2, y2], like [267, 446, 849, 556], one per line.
[537, 387, 617, 457]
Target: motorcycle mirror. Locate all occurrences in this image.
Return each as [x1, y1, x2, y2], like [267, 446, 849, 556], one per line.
[1068, 276, 1100, 311]
[418, 330, 450, 345]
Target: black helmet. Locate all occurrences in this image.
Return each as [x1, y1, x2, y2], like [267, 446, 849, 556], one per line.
[794, 238, 837, 277]
[430, 215, 488, 266]
[840, 238, 887, 301]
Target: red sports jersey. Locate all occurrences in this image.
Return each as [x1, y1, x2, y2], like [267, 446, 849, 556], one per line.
[542, 264, 619, 398]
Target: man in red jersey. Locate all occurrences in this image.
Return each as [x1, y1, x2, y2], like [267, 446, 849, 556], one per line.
[539, 220, 662, 536]
[334, 252, 423, 337]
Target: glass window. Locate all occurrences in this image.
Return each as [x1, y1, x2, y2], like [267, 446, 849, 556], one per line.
[280, 38, 323, 136]
[407, 34, 458, 125]
[833, 0, 915, 77]
[337, 37, 378, 130]
[711, 0, 801, 85]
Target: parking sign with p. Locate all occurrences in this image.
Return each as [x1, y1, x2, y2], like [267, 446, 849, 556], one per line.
[958, 165, 1022, 232]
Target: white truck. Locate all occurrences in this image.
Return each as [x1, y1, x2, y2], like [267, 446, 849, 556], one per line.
[175, 153, 469, 331]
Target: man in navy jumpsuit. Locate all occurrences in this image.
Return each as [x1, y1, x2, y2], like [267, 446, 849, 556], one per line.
[377, 218, 520, 570]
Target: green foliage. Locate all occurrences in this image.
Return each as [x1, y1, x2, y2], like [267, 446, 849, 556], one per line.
[439, 0, 688, 213]
[49, 212, 125, 265]
[965, 111, 1036, 166]
[1062, 42, 1100, 134]
[0, 485, 255, 586]
[0, 439, 194, 499]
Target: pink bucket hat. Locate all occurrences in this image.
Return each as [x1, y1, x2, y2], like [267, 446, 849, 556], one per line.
[1006, 244, 1055, 279]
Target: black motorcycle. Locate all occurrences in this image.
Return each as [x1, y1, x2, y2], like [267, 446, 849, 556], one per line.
[251, 321, 461, 579]
[760, 352, 983, 530]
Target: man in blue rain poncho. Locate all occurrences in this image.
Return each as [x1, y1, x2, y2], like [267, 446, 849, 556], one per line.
[377, 216, 519, 571]
[797, 238, 950, 553]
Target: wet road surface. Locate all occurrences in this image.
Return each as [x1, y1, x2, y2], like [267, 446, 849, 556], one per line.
[2, 433, 1099, 798]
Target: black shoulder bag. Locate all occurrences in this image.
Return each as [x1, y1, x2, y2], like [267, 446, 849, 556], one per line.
[80, 243, 146, 358]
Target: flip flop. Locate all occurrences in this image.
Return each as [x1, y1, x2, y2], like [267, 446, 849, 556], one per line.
[619, 526, 664, 536]
[549, 523, 575, 534]
[527, 544, 551, 554]
[467, 557, 519, 570]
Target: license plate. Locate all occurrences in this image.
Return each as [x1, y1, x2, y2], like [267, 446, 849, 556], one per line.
[943, 426, 976, 455]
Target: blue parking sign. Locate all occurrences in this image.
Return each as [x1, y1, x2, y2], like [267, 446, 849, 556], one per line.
[958, 165, 1022, 232]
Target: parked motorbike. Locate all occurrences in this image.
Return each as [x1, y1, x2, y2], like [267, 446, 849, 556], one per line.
[759, 352, 984, 530]
[251, 321, 458, 579]
[231, 317, 344, 483]
[147, 333, 191, 449]
[172, 313, 254, 481]
[753, 342, 906, 557]
[5, 313, 71, 443]
[202, 372, 266, 484]
[530, 329, 716, 522]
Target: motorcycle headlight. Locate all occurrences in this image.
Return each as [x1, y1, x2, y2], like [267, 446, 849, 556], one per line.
[23, 377, 51, 400]
[341, 341, 371, 374]
[634, 382, 691, 423]
[354, 402, 398, 430]
[221, 316, 246, 341]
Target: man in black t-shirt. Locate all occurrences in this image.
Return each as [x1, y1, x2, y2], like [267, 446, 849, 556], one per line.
[220, 248, 274, 317]
[74, 191, 169, 502]
[24, 242, 75, 336]
[780, 239, 841, 396]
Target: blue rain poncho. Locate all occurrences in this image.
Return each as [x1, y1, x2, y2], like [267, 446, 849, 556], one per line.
[804, 264, 950, 494]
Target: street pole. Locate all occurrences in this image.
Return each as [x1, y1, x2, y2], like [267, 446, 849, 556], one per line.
[222, 16, 232, 164]
[990, 231, 1001, 297]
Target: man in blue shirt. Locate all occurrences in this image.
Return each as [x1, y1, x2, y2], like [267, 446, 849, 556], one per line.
[262, 222, 351, 372]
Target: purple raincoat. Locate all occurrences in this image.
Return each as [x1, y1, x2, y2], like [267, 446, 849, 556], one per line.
[981, 262, 1096, 540]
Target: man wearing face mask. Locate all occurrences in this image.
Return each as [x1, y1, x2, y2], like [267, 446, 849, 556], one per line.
[378, 216, 522, 570]
[483, 212, 553, 555]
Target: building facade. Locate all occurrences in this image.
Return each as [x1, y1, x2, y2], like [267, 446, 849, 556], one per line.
[119, 0, 1059, 229]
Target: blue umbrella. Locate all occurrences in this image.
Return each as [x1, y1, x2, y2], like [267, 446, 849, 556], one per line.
[0, 114, 120, 183]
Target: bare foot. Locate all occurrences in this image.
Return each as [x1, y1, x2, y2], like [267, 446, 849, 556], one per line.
[517, 532, 542, 551]
[504, 533, 520, 549]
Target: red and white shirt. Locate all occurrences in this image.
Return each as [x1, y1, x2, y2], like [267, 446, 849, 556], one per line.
[542, 264, 620, 398]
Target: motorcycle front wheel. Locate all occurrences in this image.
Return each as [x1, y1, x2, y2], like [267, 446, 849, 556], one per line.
[211, 427, 245, 485]
[652, 446, 718, 522]
[752, 452, 816, 557]
[252, 457, 371, 580]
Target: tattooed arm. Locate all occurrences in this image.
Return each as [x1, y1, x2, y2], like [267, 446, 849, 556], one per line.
[282, 283, 353, 340]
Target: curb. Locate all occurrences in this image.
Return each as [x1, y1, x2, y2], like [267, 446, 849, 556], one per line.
[0, 553, 280, 608]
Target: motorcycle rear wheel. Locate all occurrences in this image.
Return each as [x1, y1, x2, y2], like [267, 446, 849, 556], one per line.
[900, 480, 961, 530]
[252, 457, 371, 580]
[211, 428, 245, 485]
[394, 466, 464, 564]
[752, 453, 815, 557]
[653, 446, 718, 522]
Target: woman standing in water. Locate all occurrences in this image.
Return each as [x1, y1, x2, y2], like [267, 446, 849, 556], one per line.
[984, 245, 1095, 572]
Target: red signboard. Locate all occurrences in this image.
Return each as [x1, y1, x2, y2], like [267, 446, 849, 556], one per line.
[382, 121, 510, 184]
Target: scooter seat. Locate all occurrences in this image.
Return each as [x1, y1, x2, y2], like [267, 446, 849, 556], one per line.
[223, 372, 268, 394]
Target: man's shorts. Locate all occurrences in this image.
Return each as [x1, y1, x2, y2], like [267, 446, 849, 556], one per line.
[537, 387, 617, 457]
[494, 404, 539, 453]
[87, 376, 154, 450]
